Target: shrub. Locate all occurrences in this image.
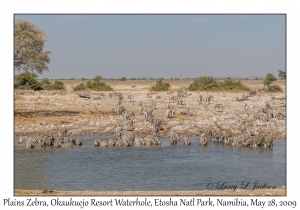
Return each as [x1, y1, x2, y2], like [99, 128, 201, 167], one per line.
[73, 83, 87, 91]
[188, 76, 220, 91]
[268, 85, 282, 92]
[40, 78, 53, 90]
[86, 75, 113, 91]
[120, 77, 126, 81]
[14, 72, 42, 90]
[264, 73, 277, 86]
[52, 80, 65, 90]
[220, 79, 250, 91]
[150, 78, 170, 91]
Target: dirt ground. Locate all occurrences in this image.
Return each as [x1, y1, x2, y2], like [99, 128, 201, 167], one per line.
[14, 188, 286, 196]
[14, 79, 286, 139]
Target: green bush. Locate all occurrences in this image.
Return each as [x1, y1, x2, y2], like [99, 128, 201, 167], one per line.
[220, 79, 250, 91]
[14, 72, 42, 90]
[73, 83, 87, 91]
[188, 76, 220, 91]
[52, 80, 65, 90]
[150, 78, 170, 91]
[268, 85, 282, 92]
[120, 77, 126, 81]
[86, 75, 113, 91]
[40, 78, 53, 90]
[264, 73, 277, 86]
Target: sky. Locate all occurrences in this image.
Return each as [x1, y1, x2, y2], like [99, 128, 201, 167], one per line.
[14, 14, 286, 79]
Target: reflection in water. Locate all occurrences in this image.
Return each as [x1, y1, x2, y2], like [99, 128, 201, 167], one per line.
[14, 136, 285, 191]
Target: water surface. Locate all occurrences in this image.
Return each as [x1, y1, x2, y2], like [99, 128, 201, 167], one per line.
[14, 136, 286, 191]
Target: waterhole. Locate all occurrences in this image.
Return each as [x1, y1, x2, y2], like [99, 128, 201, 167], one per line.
[14, 136, 285, 191]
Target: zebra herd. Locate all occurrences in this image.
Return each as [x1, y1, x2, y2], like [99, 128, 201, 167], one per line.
[15, 90, 66, 96]
[19, 134, 83, 149]
[18, 125, 274, 149]
[18, 85, 284, 150]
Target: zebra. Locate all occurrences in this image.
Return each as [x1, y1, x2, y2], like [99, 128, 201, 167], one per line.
[127, 95, 134, 101]
[199, 133, 208, 146]
[53, 126, 67, 137]
[100, 140, 108, 147]
[177, 86, 187, 98]
[134, 137, 145, 146]
[183, 136, 191, 145]
[124, 119, 134, 130]
[165, 109, 172, 118]
[178, 98, 186, 105]
[25, 140, 35, 149]
[144, 108, 153, 122]
[146, 94, 152, 100]
[138, 105, 144, 115]
[94, 139, 100, 146]
[149, 101, 156, 109]
[170, 130, 180, 145]
[245, 103, 250, 113]
[262, 135, 273, 148]
[180, 109, 196, 117]
[215, 104, 223, 112]
[75, 138, 82, 145]
[155, 95, 162, 100]
[198, 95, 204, 104]
[104, 139, 113, 146]
[166, 108, 176, 118]
[113, 106, 126, 115]
[169, 95, 177, 103]
[98, 93, 106, 99]
[205, 95, 213, 103]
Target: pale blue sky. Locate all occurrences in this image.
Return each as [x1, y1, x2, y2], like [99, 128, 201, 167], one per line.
[15, 14, 286, 79]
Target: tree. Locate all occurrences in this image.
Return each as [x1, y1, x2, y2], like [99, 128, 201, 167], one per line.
[278, 70, 286, 80]
[263, 73, 277, 87]
[14, 19, 50, 74]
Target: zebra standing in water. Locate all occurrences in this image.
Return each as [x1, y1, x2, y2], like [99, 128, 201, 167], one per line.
[170, 130, 180, 145]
